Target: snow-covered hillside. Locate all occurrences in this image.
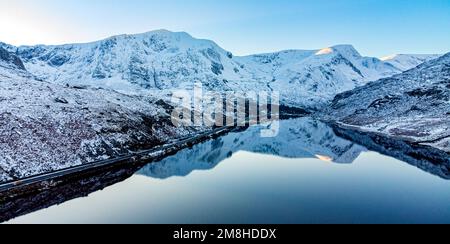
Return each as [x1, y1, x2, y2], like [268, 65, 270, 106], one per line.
[381, 54, 441, 71]
[0, 47, 202, 182]
[237, 45, 401, 108]
[323, 52, 450, 152]
[0, 30, 425, 109]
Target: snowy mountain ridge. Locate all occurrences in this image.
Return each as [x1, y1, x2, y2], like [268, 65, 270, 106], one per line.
[237, 44, 404, 108]
[380, 54, 442, 71]
[1, 30, 438, 109]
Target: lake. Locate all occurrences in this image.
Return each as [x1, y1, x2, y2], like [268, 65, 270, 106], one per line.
[5, 117, 450, 224]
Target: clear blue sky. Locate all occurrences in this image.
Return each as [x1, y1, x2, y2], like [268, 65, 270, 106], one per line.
[0, 0, 449, 57]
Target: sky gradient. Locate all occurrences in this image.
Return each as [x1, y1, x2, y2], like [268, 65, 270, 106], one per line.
[0, 0, 449, 57]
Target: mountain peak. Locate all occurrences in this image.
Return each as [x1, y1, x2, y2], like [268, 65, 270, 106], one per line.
[380, 54, 440, 61]
[98, 29, 223, 53]
[379, 54, 399, 61]
[314, 45, 360, 58]
[315, 47, 334, 56]
[134, 29, 193, 38]
[100, 29, 193, 42]
[331, 45, 361, 57]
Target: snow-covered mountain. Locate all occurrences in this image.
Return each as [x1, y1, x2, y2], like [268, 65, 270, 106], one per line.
[237, 45, 401, 108]
[138, 118, 366, 179]
[380, 54, 441, 71]
[323, 52, 450, 152]
[0, 30, 421, 109]
[1, 30, 250, 93]
[0, 47, 201, 182]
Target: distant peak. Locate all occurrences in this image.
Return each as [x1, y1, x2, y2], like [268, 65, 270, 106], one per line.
[141, 29, 189, 37]
[137, 29, 194, 38]
[145, 29, 173, 34]
[331, 45, 360, 56]
[380, 54, 398, 61]
[315, 45, 360, 57]
[102, 29, 195, 43]
[331, 44, 356, 49]
[315, 47, 334, 56]
[380, 54, 441, 61]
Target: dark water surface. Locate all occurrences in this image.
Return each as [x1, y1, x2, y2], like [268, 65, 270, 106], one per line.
[5, 118, 450, 224]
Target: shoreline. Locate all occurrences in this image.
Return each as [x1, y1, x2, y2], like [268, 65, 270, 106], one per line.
[0, 125, 251, 222]
[329, 122, 450, 180]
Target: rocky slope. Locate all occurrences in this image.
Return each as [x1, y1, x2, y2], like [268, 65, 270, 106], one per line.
[0, 30, 419, 110]
[0, 47, 201, 182]
[0, 48, 25, 70]
[324, 53, 450, 153]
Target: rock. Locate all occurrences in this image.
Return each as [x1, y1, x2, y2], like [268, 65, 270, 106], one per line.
[54, 97, 69, 104]
[0, 47, 26, 70]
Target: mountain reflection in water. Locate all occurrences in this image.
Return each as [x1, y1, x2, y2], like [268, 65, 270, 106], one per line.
[139, 117, 450, 180]
[138, 118, 367, 179]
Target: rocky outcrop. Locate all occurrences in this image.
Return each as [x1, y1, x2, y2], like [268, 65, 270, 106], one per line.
[0, 47, 25, 70]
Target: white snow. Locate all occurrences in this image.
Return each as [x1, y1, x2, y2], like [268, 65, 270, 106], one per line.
[2, 30, 432, 110]
[316, 47, 334, 55]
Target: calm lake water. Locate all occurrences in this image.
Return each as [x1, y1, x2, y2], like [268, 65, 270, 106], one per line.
[6, 118, 450, 224]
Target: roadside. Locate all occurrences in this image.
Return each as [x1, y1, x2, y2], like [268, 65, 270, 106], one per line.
[0, 126, 236, 193]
